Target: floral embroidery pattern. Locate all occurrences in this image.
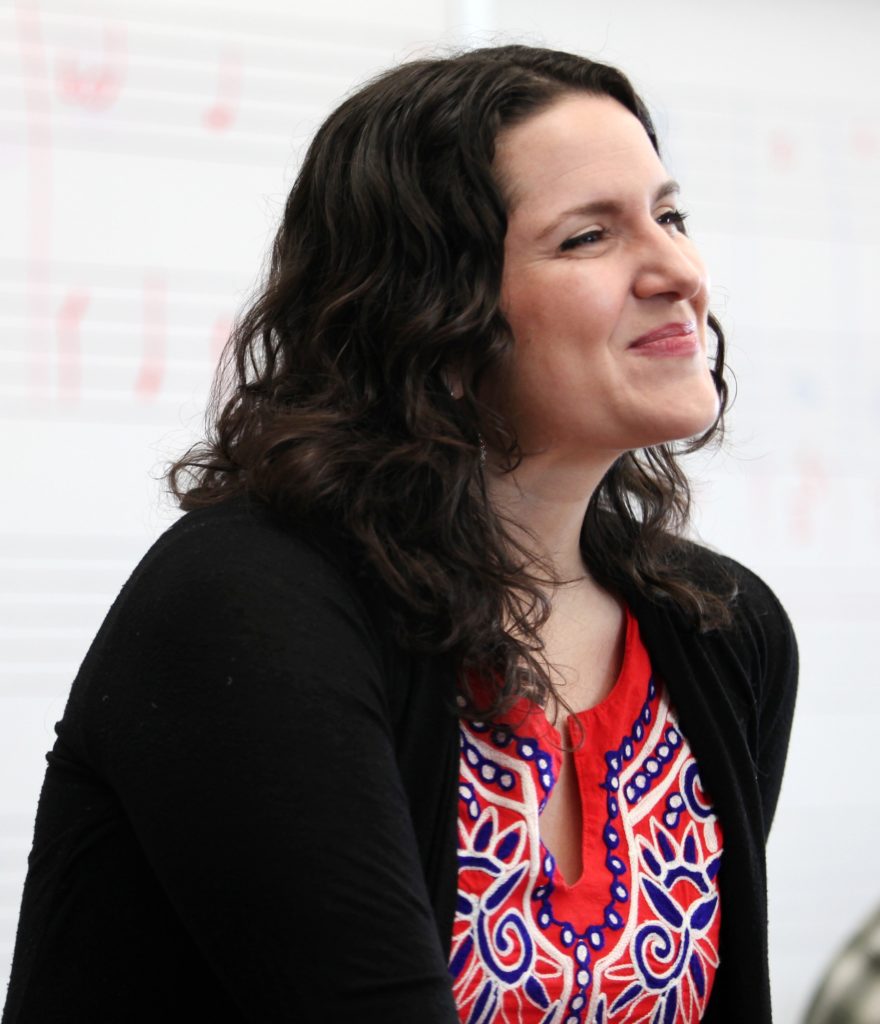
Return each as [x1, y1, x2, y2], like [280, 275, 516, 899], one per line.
[452, 732, 574, 1022]
[450, 670, 723, 1024]
[593, 817, 722, 1024]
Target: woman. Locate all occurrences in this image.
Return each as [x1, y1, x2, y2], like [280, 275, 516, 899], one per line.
[2, 45, 797, 1023]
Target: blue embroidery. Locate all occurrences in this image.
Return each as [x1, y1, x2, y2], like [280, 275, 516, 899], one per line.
[452, 672, 722, 1023]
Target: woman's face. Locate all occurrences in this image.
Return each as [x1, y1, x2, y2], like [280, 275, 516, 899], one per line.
[487, 92, 719, 461]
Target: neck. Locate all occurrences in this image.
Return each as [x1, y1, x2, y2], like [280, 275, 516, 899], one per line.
[484, 449, 615, 587]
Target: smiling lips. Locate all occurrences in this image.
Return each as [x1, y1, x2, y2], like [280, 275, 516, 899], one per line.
[628, 320, 698, 356]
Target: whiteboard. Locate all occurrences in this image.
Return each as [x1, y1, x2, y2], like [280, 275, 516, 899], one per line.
[3, 2, 879, 1021]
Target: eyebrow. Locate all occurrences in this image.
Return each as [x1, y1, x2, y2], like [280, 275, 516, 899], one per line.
[535, 178, 681, 242]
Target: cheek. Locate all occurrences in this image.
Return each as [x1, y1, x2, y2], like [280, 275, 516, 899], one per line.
[502, 271, 620, 349]
[500, 276, 544, 343]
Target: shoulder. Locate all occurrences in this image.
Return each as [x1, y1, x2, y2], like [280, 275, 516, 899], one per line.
[129, 496, 364, 610]
[141, 496, 354, 586]
[631, 536, 798, 714]
[93, 496, 389, 675]
[623, 537, 798, 837]
[674, 538, 796, 662]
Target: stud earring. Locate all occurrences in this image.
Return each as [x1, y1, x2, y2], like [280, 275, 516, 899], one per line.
[445, 379, 485, 465]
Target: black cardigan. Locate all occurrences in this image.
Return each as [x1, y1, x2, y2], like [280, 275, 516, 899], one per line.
[2, 497, 797, 1023]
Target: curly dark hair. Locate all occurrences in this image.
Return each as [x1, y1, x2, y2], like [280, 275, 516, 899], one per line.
[168, 44, 734, 720]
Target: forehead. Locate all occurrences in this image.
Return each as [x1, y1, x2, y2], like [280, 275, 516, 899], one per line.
[494, 93, 665, 218]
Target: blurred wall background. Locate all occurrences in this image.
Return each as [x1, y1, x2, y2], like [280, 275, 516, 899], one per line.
[2, 1, 878, 1020]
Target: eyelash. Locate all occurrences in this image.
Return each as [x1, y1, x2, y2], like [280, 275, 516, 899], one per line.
[559, 208, 690, 251]
[658, 208, 689, 231]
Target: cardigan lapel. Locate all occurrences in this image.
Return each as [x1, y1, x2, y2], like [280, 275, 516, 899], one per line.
[626, 589, 772, 1023]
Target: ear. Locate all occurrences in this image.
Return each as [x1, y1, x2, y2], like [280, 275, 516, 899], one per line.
[442, 368, 464, 400]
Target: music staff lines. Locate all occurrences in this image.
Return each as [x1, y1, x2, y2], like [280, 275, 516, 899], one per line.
[24, 2, 434, 56]
[0, 257, 252, 294]
[0, 3, 434, 164]
[2, 17, 876, 198]
[0, 62, 335, 118]
[1, 663, 94, 682]
[0, 553, 140, 570]
[1, 331, 218, 366]
[0, 107, 320, 166]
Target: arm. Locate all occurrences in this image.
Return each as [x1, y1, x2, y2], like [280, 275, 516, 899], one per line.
[85, 511, 459, 1022]
[734, 563, 799, 839]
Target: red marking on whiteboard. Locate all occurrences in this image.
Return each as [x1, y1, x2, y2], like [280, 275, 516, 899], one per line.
[57, 289, 89, 401]
[203, 49, 242, 132]
[15, 0, 54, 398]
[790, 452, 828, 545]
[851, 126, 877, 159]
[56, 21, 126, 111]
[210, 314, 233, 364]
[134, 273, 166, 400]
[768, 130, 796, 170]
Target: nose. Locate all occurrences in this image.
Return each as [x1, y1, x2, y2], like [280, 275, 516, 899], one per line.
[632, 226, 706, 304]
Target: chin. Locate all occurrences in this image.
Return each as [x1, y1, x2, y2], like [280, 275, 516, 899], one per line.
[635, 394, 721, 449]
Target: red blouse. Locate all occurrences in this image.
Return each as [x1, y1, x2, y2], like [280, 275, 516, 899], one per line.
[450, 607, 723, 1024]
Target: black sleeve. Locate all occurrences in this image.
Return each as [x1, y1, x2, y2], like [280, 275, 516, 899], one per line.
[733, 562, 799, 839]
[80, 509, 459, 1022]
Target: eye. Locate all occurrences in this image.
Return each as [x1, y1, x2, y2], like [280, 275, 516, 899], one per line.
[559, 228, 606, 252]
[657, 208, 689, 233]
